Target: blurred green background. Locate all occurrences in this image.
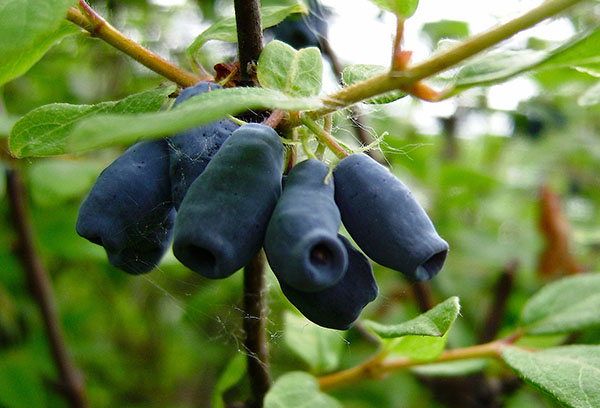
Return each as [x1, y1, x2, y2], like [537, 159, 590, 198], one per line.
[0, 0, 599, 407]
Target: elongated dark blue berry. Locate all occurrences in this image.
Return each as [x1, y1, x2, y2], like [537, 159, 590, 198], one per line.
[173, 123, 284, 279]
[168, 82, 239, 209]
[265, 159, 347, 292]
[333, 153, 449, 282]
[279, 235, 378, 330]
[76, 140, 174, 274]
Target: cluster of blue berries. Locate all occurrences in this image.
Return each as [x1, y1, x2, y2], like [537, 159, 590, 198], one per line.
[76, 82, 448, 330]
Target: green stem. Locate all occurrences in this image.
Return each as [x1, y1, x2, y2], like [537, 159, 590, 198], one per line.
[318, 330, 525, 391]
[300, 114, 349, 159]
[309, 0, 585, 119]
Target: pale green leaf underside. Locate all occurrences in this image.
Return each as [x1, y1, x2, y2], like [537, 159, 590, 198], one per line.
[9, 86, 176, 158]
[342, 64, 406, 104]
[186, 3, 307, 60]
[0, 0, 78, 86]
[66, 87, 321, 154]
[365, 296, 460, 338]
[283, 312, 343, 374]
[502, 346, 600, 408]
[367, 0, 419, 19]
[451, 25, 600, 91]
[519, 273, 600, 335]
[257, 40, 322, 97]
[264, 372, 342, 408]
[421, 20, 470, 46]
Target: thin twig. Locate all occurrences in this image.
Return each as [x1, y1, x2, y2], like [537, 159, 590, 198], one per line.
[6, 168, 89, 408]
[479, 260, 518, 343]
[243, 251, 271, 408]
[66, 3, 202, 87]
[318, 331, 524, 391]
[234, 0, 264, 85]
[234, 2, 271, 406]
[411, 282, 435, 313]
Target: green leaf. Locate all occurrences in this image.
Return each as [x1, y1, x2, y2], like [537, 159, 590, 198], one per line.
[211, 353, 246, 408]
[452, 50, 548, 89]
[411, 359, 488, 377]
[28, 159, 103, 206]
[421, 20, 470, 47]
[537, 26, 600, 73]
[0, 0, 78, 86]
[264, 372, 342, 408]
[502, 346, 600, 408]
[367, 0, 419, 19]
[257, 40, 323, 97]
[451, 26, 600, 92]
[342, 64, 406, 104]
[283, 312, 344, 374]
[365, 297, 460, 362]
[66, 87, 321, 154]
[9, 85, 175, 158]
[365, 297, 460, 338]
[519, 274, 600, 335]
[387, 332, 450, 361]
[186, 3, 307, 60]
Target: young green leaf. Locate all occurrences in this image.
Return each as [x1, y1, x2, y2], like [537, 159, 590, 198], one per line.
[283, 312, 344, 374]
[186, 3, 307, 61]
[367, 0, 419, 19]
[364, 296, 460, 338]
[211, 353, 246, 408]
[502, 346, 600, 408]
[9, 85, 176, 158]
[342, 64, 406, 104]
[386, 332, 450, 362]
[66, 87, 321, 154]
[0, 0, 78, 87]
[257, 40, 323, 97]
[264, 372, 342, 408]
[519, 274, 600, 335]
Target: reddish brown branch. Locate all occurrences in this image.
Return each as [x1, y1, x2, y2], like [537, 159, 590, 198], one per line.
[6, 169, 89, 408]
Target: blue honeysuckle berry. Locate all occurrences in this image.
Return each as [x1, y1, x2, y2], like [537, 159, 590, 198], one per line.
[278, 234, 378, 330]
[173, 123, 284, 279]
[168, 81, 239, 209]
[333, 153, 449, 282]
[265, 159, 347, 292]
[76, 139, 174, 275]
